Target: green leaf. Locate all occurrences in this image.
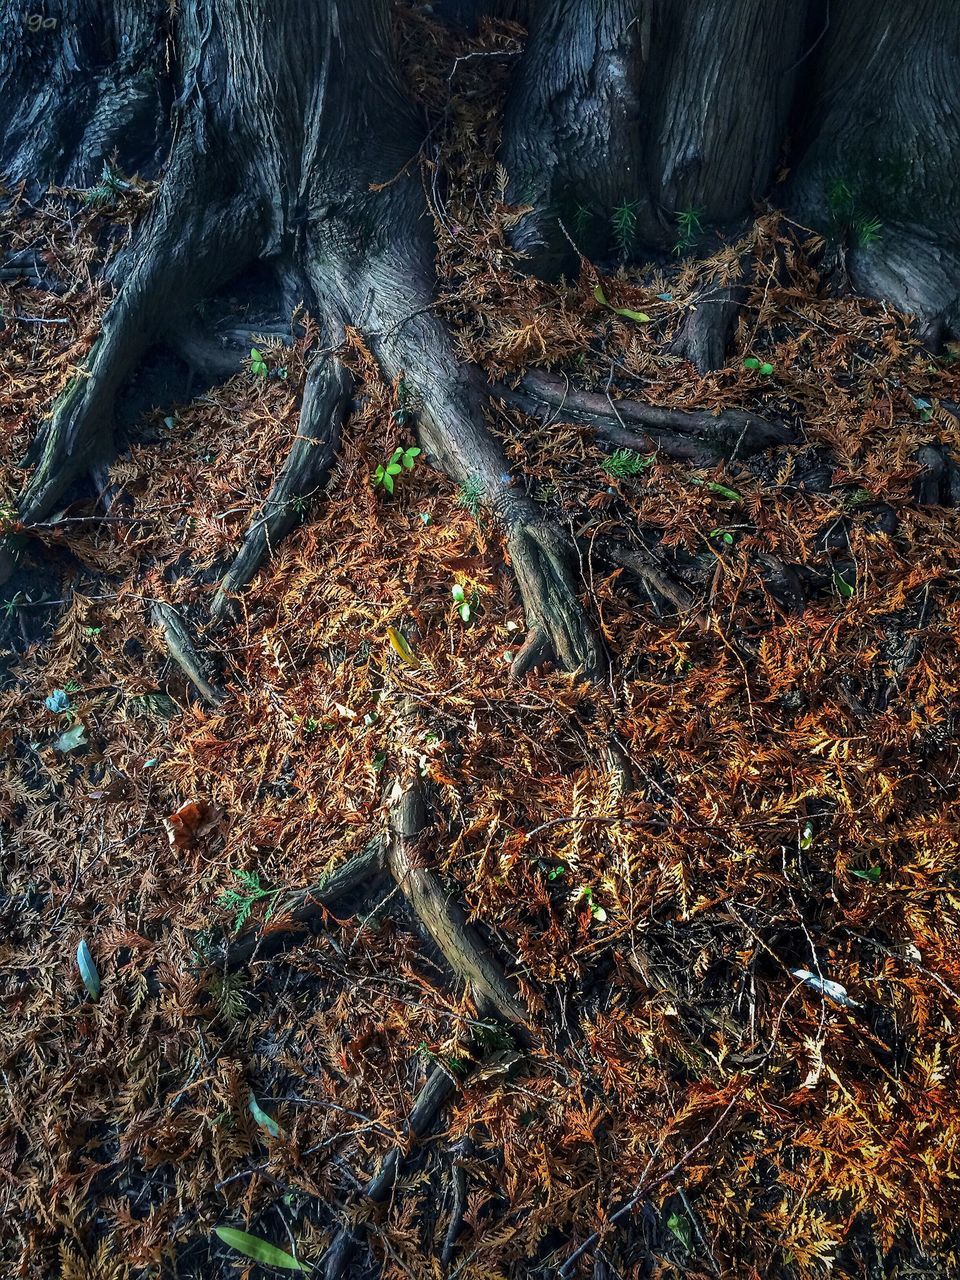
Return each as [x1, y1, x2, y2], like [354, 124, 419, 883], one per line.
[800, 822, 815, 851]
[386, 463, 402, 476]
[691, 478, 742, 501]
[402, 447, 421, 469]
[590, 904, 608, 922]
[666, 1212, 692, 1250]
[382, 471, 394, 495]
[451, 584, 465, 602]
[851, 866, 882, 884]
[612, 306, 650, 323]
[833, 570, 855, 598]
[214, 1227, 303, 1271]
[390, 447, 404, 464]
[249, 1092, 281, 1139]
[743, 357, 761, 370]
[759, 362, 774, 376]
[459, 602, 471, 622]
[55, 723, 87, 753]
[250, 348, 268, 377]
[593, 284, 608, 306]
[76, 939, 100, 1000]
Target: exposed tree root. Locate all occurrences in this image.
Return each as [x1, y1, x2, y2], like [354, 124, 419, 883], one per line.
[599, 539, 702, 620]
[206, 841, 385, 971]
[151, 601, 223, 706]
[669, 272, 750, 374]
[17, 159, 263, 526]
[386, 777, 529, 1029]
[499, 370, 794, 462]
[322, 1062, 458, 1280]
[212, 358, 352, 619]
[441, 1134, 473, 1267]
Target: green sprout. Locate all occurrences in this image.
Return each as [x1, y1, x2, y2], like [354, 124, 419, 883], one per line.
[602, 448, 653, 479]
[451, 583, 471, 623]
[373, 445, 421, 495]
[673, 207, 704, 256]
[611, 200, 639, 257]
[457, 474, 485, 517]
[218, 871, 281, 933]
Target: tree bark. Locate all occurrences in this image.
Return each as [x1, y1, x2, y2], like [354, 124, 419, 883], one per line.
[0, 0, 168, 188]
[789, 0, 960, 342]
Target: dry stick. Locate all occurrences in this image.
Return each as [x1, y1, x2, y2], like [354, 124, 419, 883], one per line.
[151, 601, 224, 706]
[205, 840, 385, 971]
[385, 776, 529, 1029]
[321, 1063, 457, 1280]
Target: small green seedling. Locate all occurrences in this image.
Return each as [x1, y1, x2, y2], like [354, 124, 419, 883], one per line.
[451, 584, 471, 623]
[833, 569, 855, 599]
[603, 449, 654, 479]
[457, 474, 485, 517]
[218, 871, 281, 933]
[547, 864, 566, 882]
[851, 866, 882, 884]
[743, 356, 774, 376]
[673, 207, 704, 256]
[666, 1212, 693, 1250]
[373, 446, 420, 494]
[800, 822, 815, 851]
[575, 884, 607, 922]
[249, 347, 268, 377]
[611, 199, 639, 257]
[710, 528, 734, 546]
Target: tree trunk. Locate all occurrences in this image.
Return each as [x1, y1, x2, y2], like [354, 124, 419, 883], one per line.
[789, 0, 960, 343]
[0, 0, 168, 188]
[500, 0, 807, 275]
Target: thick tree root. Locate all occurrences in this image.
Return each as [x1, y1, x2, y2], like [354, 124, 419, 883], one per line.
[321, 1062, 458, 1280]
[386, 777, 529, 1029]
[669, 273, 749, 374]
[212, 358, 352, 619]
[151, 602, 223, 706]
[502, 370, 794, 460]
[17, 169, 262, 527]
[441, 1134, 473, 1267]
[205, 841, 385, 971]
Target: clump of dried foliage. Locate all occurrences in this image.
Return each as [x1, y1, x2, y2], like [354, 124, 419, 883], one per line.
[2, 10, 960, 1280]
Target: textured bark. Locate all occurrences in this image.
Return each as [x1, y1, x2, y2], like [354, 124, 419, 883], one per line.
[500, 0, 807, 273]
[0, 0, 168, 188]
[790, 0, 960, 340]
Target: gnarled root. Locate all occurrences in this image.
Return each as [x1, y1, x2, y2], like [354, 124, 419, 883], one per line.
[321, 1062, 457, 1280]
[17, 159, 262, 526]
[499, 370, 794, 462]
[212, 357, 352, 619]
[504, 501, 605, 679]
[669, 272, 750, 374]
[386, 777, 529, 1029]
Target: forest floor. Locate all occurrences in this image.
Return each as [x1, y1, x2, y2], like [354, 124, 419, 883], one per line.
[3, 11, 960, 1280]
